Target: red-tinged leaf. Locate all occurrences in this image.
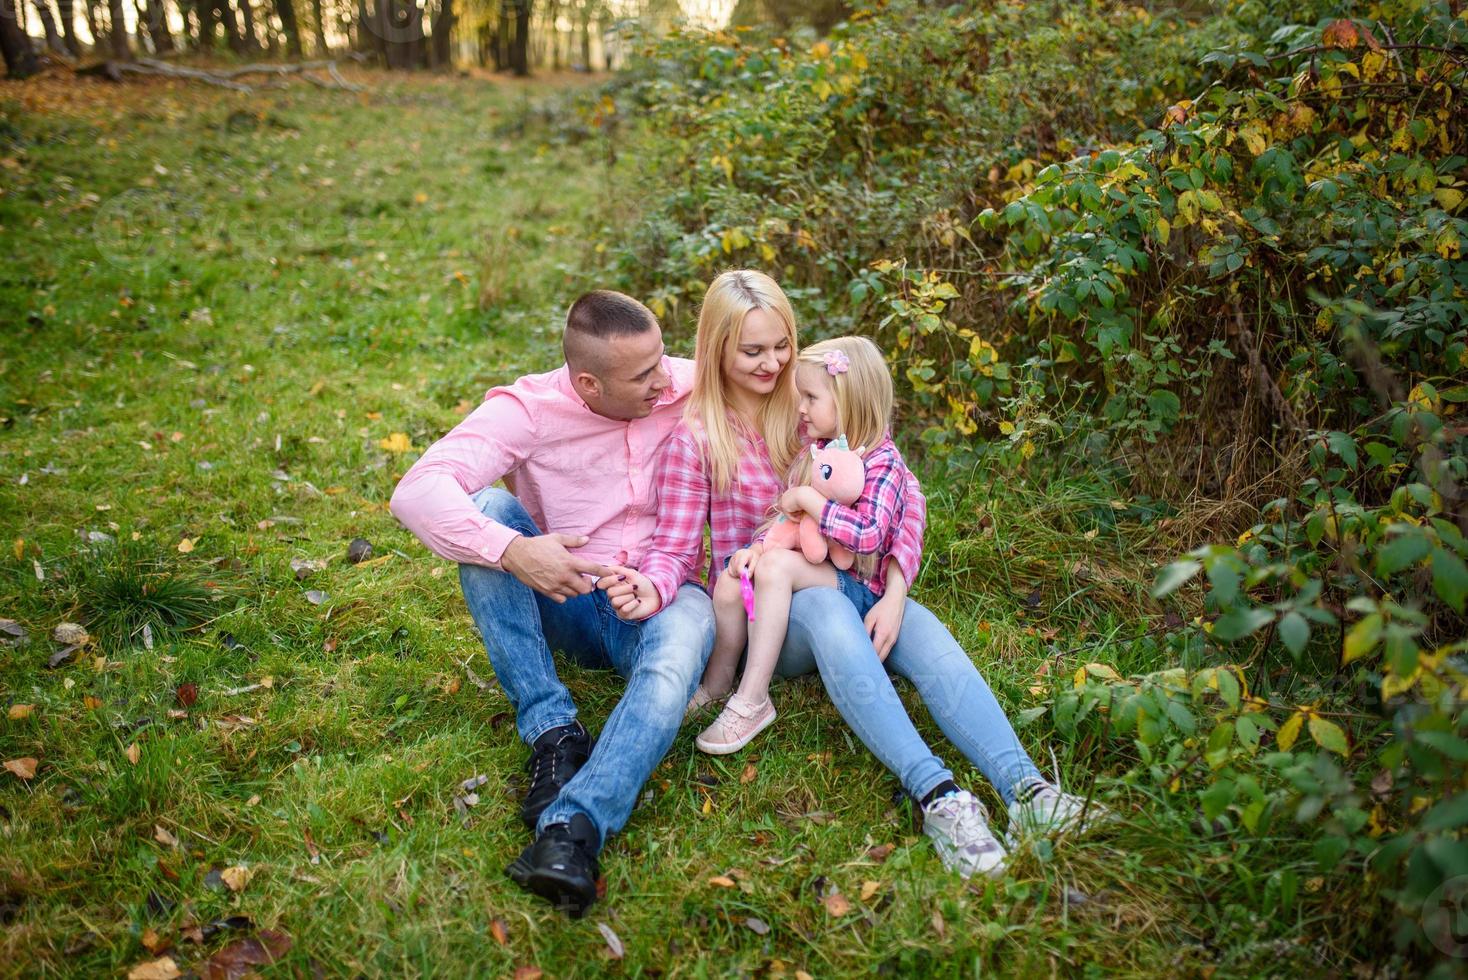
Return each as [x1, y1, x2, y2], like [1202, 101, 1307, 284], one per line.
[822, 891, 851, 916]
[176, 683, 198, 707]
[140, 927, 169, 955]
[198, 929, 292, 980]
[597, 922, 624, 960]
[1322, 18, 1360, 49]
[513, 968, 542, 980]
[740, 763, 758, 784]
[866, 843, 894, 863]
[490, 918, 509, 945]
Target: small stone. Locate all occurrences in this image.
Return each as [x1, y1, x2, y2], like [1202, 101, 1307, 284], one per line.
[346, 538, 373, 564]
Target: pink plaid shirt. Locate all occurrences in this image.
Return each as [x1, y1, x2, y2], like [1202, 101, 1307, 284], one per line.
[639, 420, 926, 605]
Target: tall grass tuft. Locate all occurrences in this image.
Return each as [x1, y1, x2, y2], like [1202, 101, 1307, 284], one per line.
[68, 541, 227, 650]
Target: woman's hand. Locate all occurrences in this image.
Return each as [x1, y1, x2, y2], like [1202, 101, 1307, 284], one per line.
[597, 565, 663, 621]
[726, 543, 764, 580]
[863, 564, 910, 661]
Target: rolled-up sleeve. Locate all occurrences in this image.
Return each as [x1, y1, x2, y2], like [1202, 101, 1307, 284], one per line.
[817, 449, 905, 556]
[639, 427, 711, 607]
[388, 393, 535, 567]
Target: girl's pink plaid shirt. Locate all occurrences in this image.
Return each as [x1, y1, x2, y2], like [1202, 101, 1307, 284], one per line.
[639, 420, 926, 607]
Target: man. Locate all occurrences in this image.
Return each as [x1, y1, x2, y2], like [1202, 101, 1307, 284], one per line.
[389, 290, 715, 917]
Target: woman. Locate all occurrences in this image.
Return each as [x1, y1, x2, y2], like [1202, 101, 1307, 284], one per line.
[605, 270, 1105, 877]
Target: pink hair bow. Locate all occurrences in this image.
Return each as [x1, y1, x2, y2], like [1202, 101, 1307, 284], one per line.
[823, 350, 850, 376]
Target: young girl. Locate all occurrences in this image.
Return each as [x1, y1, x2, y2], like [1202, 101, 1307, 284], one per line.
[693, 336, 916, 756]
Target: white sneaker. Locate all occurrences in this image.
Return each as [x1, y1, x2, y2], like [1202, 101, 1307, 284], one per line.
[1005, 780, 1113, 845]
[922, 790, 1008, 879]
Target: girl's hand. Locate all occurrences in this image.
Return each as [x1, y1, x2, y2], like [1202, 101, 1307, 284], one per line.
[779, 486, 823, 518]
[597, 565, 663, 621]
[726, 543, 764, 580]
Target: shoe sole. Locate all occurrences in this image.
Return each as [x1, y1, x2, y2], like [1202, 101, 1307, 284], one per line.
[506, 853, 597, 918]
[694, 707, 776, 755]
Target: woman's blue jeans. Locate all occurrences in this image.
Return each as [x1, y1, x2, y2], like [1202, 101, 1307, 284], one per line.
[458, 488, 716, 846]
[777, 584, 1042, 805]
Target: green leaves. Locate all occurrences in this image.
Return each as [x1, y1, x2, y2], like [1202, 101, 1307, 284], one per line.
[1212, 607, 1274, 642]
[1152, 559, 1201, 598]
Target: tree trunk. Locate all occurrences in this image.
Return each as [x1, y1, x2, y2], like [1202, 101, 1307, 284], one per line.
[577, 1, 587, 69]
[215, 0, 247, 52]
[307, 0, 325, 54]
[144, 0, 174, 51]
[508, 0, 527, 75]
[83, 0, 102, 48]
[429, 0, 449, 68]
[33, 0, 67, 54]
[0, 4, 40, 76]
[55, 0, 79, 54]
[106, 0, 132, 58]
[180, 0, 199, 48]
[236, 0, 260, 50]
[271, 0, 301, 56]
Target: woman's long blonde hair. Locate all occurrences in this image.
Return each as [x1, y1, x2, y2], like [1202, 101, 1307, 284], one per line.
[686, 270, 802, 491]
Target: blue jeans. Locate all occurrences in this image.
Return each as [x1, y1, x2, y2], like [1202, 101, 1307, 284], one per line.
[778, 586, 1042, 805]
[458, 488, 716, 846]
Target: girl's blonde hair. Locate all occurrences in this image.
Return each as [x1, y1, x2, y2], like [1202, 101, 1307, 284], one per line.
[686, 270, 801, 491]
[786, 336, 895, 580]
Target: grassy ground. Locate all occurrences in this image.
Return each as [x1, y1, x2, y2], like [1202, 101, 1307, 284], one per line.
[1, 68, 1340, 977]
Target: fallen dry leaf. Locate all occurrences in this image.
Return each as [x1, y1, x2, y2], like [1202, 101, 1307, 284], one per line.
[512, 968, 542, 980]
[140, 927, 169, 954]
[304, 590, 329, 605]
[597, 922, 624, 960]
[83, 695, 103, 709]
[198, 929, 292, 980]
[125, 742, 141, 765]
[744, 916, 771, 936]
[931, 908, 946, 938]
[708, 875, 736, 888]
[220, 865, 252, 892]
[4, 757, 38, 779]
[822, 891, 852, 916]
[52, 622, 89, 645]
[176, 683, 198, 707]
[866, 843, 894, 863]
[8, 703, 34, 719]
[740, 763, 758, 784]
[860, 880, 881, 902]
[154, 824, 179, 847]
[489, 918, 509, 945]
[177, 538, 196, 554]
[127, 956, 181, 980]
[377, 433, 414, 453]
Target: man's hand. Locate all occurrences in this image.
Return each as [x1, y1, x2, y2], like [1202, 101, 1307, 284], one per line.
[725, 543, 764, 580]
[500, 533, 610, 602]
[596, 565, 662, 621]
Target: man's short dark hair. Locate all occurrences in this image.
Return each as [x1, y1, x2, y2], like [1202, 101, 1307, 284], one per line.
[563, 290, 658, 374]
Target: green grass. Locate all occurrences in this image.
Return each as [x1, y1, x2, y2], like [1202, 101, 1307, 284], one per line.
[0, 70, 1370, 976]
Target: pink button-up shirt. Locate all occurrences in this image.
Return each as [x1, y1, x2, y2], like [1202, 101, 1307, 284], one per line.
[389, 357, 694, 569]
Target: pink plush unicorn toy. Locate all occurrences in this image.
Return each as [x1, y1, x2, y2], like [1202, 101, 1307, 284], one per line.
[762, 435, 866, 570]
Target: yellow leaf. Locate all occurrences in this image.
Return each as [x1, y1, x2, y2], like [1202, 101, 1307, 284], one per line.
[1381, 669, 1420, 700]
[998, 421, 1015, 435]
[860, 880, 881, 902]
[220, 865, 253, 892]
[1085, 663, 1122, 681]
[1021, 440, 1036, 459]
[1307, 715, 1350, 755]
[701, 795, 712, 815]
[127, 956, 182, 980]
[758, 242, 776, 263]
[12, 538, 22, 561]
[708, 875, 736, 888]
[378, 433, 415, 453]
[1155, 216, 1171, 244]
[8, 704, 34, 720]
[176, 538, 195, 554]
[1277, 711, 1305, 751]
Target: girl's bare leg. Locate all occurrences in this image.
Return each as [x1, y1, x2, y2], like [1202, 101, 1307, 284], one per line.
[734, 548, 838, 705]
[703, 572, 748, 697]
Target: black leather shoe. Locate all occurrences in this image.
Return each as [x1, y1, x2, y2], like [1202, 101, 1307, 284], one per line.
[506, 814, 600, 917]
[519, 721, 594, 830]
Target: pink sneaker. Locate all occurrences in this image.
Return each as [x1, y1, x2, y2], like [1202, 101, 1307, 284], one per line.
[684, 684, 725, 720]
[694, 693, 776, 755]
